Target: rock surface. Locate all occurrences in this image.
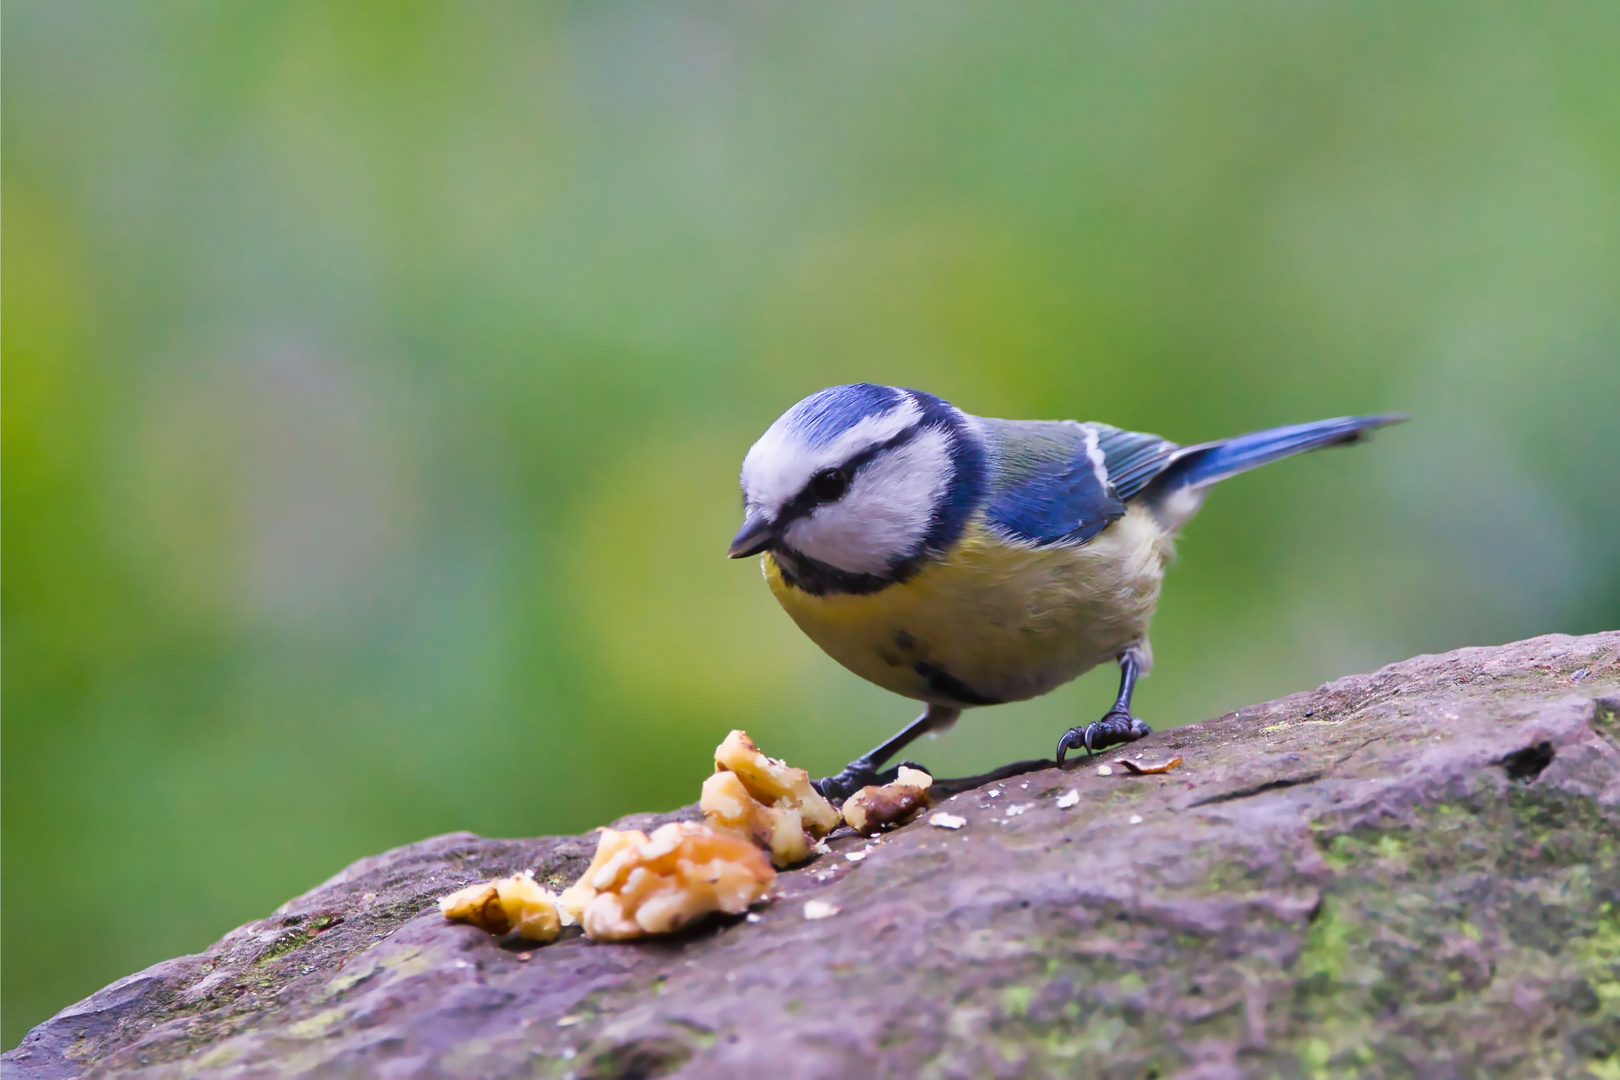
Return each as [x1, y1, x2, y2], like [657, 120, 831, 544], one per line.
[8, 632, 1620, 1080]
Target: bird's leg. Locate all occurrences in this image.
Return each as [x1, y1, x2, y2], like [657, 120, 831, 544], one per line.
[1056, 651, 1153, 764]
[814, 704, 959, 801]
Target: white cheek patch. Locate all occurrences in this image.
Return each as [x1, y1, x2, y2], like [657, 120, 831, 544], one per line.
[741, 398, 922, 515]
[783, 426, 953, 575]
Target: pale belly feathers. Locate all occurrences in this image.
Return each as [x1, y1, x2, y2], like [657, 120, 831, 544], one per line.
[763, 505, 1175, 707]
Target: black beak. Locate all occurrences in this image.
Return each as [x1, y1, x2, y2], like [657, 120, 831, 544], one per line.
[728, 512, 778, 559]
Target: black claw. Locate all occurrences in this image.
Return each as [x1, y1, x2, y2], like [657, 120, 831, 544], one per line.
[815, 759, 933, 801]
[1057, 710, 1153, 766]
[813, 760, 880, 802]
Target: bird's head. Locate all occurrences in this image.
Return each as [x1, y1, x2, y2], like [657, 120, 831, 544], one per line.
[730, 384, 985, 592]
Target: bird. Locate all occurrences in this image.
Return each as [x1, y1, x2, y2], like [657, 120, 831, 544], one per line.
[728, 384, 1402, 800]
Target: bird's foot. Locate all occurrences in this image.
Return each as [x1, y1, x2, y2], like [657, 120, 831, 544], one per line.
[813, 760, 931, 802]
[1056, 710, 1152, 765]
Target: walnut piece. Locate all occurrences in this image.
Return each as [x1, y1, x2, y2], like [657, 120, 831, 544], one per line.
[438, 872, 562, 943]
[558, 826, 645, 925]
[702, 771, 813, 867]
[560, 822, 774, 942]
[700, 730, 841, 866]
[841, 766, 933, 835]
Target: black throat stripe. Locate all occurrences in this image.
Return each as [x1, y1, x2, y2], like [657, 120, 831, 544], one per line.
[768, 548, 918, 597]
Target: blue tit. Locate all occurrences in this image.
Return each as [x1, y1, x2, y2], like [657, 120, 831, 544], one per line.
[729, 384, 1403, 798]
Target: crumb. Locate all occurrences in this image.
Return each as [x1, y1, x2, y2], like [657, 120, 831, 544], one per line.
[1096, 764, 1114, 776]
[701, 730, 841, 867]
[1129, 814, 1144, 824]
[1056, 790, 1080, 809]
[439, 872, 562, 943]
[803, 899, 841, 921]
[1119, 755, 1184, 776]
[559, 822, 774, 942]
[844, 851, 866, 862]
[841, 766, 933, 835]
[1005, 803, 1031, 816]
[929, 812, 966, 830]
[746, 912, 762, 923]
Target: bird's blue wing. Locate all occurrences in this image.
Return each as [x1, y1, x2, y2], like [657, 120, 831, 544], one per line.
[982, 414, 1401, 545]
[1087, 424, 1180, 502]
[979, 419, 1127, 546]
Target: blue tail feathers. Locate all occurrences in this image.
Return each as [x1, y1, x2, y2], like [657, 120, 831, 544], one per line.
[1147, 414, 1406, 497]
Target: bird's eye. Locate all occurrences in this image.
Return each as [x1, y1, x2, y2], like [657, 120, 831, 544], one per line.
[810, 468, 850, 502]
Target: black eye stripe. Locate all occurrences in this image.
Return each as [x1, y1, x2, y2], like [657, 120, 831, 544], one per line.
[775, 423, 924, 527]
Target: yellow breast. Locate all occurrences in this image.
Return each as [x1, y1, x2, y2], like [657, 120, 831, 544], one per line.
[763, 505, 1174, 706]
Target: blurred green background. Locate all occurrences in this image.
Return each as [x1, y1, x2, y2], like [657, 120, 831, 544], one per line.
[5, 0, 1619, 1047]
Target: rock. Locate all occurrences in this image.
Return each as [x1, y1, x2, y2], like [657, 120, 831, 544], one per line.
[8, 632, 1620, 1079]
